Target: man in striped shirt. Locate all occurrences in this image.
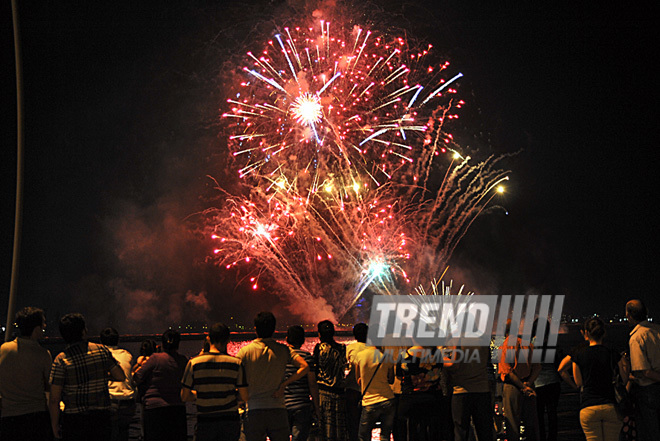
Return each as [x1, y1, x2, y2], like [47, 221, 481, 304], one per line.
[284, 325, 320, 441]
[181, 323, 249, 441]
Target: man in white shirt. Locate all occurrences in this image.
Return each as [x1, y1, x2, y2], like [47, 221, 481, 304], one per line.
[0, 307, 52, 441]
[625, 299, 660, 441]
[237, 312, 309, 441]
[100, 327, 136, 441]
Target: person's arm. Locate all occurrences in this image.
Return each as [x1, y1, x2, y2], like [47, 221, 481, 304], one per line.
[132, 356, 145, 374]
[234, 361, 249, 407]
[386, 365, 394, 385]
[618, 352, 630, 386]
[110, 364, 125, 382]
[180, 360, 196, 402]
[48, 384, 63, 439]
[133, 354, 155, 386]
[43, 352, 53, 393]
[557, 355, 578, 390]
[180, 387, 196, 402]
[238, 386, 249, 404]
[273, 354, 309, 398]
[307, 370, 321, 418]
[628, 336, 653, 385]
[498, 336, 516, 384]
[572, 361, 583, 389]
[635, 369, 660, 382]
[505, 370, 536, 397]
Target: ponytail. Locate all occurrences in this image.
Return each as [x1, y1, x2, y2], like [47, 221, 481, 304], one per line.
[162, 329, 181, 353]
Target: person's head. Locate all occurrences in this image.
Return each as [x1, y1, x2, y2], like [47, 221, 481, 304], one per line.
[208, 322, 230, 346]
[318, 320, 335, 343]
[626, 299, 648, 324]
[353, 322, 368, 343]
[59, 313, 86, 344]
[140, 339, 157, 357]
[287, 325, 305, 348]
[582, 317, 606, 342]
[15, 307, 46, 338]
[531, 318, 551, 347]
[254, 312, 276, 338]
[162, 329, 181, 353]
[99, 327, 120, 347]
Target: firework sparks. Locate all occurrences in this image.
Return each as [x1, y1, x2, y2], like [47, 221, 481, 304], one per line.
[291, 93, 323, 126]
[223, 22, 462, 196]
[203, 16, 510, 322]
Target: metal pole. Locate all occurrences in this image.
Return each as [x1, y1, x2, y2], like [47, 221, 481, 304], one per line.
[6, 0, 25, 341]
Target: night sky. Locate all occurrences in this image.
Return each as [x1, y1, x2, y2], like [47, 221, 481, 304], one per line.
[1, 0, 656, 333]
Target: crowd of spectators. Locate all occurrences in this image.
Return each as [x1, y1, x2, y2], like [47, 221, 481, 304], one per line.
[0, 299, 659, 441]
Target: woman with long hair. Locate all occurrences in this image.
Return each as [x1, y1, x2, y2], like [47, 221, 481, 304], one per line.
[134, 330, 189, 441]
[132, 339, 158, 374]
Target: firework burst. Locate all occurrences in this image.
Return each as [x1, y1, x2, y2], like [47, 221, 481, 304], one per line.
[203, 16, 510, 322]
[223, 21, 462, 196]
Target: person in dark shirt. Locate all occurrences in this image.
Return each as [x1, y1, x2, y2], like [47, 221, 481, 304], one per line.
[181, 323, 249, 441]
[313, 320, 348, 441]
[572, 317, 624, 441]
[395, 345, 442, 441]
[133, 329, 188, 441]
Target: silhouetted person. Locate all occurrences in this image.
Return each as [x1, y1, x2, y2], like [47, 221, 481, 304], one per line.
[49, 313, 125, 441]
[284, 325, 320, 441]
[132, 339, 157, 374]
[100, 327, 136, 441]
[498, 320, 541, 441]
[354, 344, 395, 441]
[572, 317, 623, 441]
[313, 320, 348, 441]
[345, 323, 368, 441]
[133, 329, 188, 441]
[0, 307, 53, 441]
[625, 299, 660, 441]
[396, 344, 442, 441]
[181, 323, 249, 441]
[237, 312, 309, 441]
[445, 344, 494, 441]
